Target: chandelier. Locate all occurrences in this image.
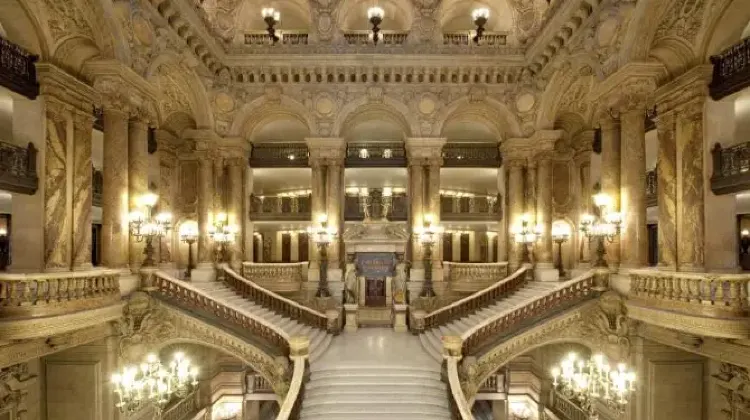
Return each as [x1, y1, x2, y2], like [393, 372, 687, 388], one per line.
[208, 212, 239, 263]
[129, 193, 172, 267]
[472, 7, 489, 45]
[511, 213, 542, 264]
[367, 6, 384, 44]
[111, 352, 199, 416]
[551, 353, 636, 419]
[579, 191, 622, 267]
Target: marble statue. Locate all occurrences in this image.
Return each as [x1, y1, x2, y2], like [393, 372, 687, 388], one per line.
[344, 263, 358, 304]
[393, 263, 407, 304]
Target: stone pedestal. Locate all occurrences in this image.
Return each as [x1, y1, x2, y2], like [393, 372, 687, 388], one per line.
[534, 263, 559, 282]
[392, 304, 408, 333]
[407, 280, 424, 303]
[344, 304, 359, 332]
[192, 263, 217, 282]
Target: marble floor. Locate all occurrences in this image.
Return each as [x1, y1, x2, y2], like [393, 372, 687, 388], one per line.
[301, 328, 452, 420]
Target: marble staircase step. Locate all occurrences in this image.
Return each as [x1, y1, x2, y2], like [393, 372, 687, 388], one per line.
[300, 402, 452, 416]
[301, 413, 450, 420]
[305, 382, 446, 397]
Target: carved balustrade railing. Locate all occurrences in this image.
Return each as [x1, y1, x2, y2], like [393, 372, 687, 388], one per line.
[247, 372, 274, 393]
[443, 32, 508, 48]
[442, 143, 501, 167]
[93, 167, 103, 207]
[710, 36, 750, 100]
[645, 169, 657, 207]
[0, 141, 38, 195]
[250, 194, 311, 221]
[146, 270, 291, 357]
[343, 31, 408, 46]
[0, 35, 39, 99]
[410, 265, 530, 333]
[440, 195, 501, 221]
[444, 262, 509, 293]
[629, 270, 750, 318]
[0, 269, 121, 318]
[162, 389, 200, 420]
[241, 262, 307, 293]
[224, 265, 340, 333]
[444, 336, 474, 420]
[550, 388, 588, 420]
[345, 142, 406, 167]
[249, 143, 309, 167]
[461, 271, 598, 356]
[244, 32, 309, 46]
[710, 142, 750, 194]
[276, 353, 308, 420]
[344, 192, 408, 221]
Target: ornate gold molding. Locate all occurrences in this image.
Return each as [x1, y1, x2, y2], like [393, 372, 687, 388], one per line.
[0, 302, 123, 341]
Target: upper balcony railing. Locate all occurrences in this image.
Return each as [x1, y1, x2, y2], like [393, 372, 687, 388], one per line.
[646, 168, 657, 207]
[345, 142, 406, 167]
[440, 194, 500, 221]
[344, 190, 408, 222]
[710, 142, 750, 195]
[710, 37, 750, 100]
[444, 262, 509, 293]
[241, 262, 307, 294]
[443, 32, 508, 48]
[0, 35, 39, 100]
[442, 143, 501, 167]
[250, 194, 311, 221]
[244, 31, 310, 46]
[0, 141, 38, 195]
[249, 143, 309, 168]
[343, 31, 408, 46]
[93, 167, 103, 207]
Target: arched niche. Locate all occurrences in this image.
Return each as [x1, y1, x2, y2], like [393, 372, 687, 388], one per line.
[336, 0, 413, 32]
[252, 116, 310, 143]
[233, 0, 312, 32]
[337, 102, 412, 141]
[439, 0, 513, 33]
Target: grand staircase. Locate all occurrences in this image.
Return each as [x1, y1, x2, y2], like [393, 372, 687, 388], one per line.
[419, 280, 559, 361]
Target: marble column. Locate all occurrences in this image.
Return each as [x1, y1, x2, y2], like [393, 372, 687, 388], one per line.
[535, 154, 554, 264]
[600, 115, 622, 268]
[101, 107, 130, 269]
[427, 160, 442, 264]
[291, 232, 300, 262]
[157, 138, 178, 265]
[71, 110, 94, 270]
[326, 161, 343, 266]
[309, 161, 326, 268]
[197, 154, 214, 264]
[409, 161, 425, 269]
[676, 99, 705, 272]
[213, 156, 225, 213]
[243, 162, 255, 263]
[43, 101, 71, 271]
[573, 143, 593, 265]
[655, 111, 678, 270]
[227, 157, 245, 265]
[497, 165, 508, 263]
[620, 109, 649, 268]
[128, 117, 149, 270]
[507, 160, 525, 271]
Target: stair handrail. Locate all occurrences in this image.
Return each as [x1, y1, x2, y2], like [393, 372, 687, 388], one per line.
[276, 355, 307, 420]
[417, 265, 531, 331]
[222, 265, 338, 333]
[460, 270, 598, 355]
[147, 269, 291, 356]
[447, 356, 474, 420]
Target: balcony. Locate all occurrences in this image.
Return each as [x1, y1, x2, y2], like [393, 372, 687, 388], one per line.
[646, 168, 657, 207]
[250, 193, 311, 222]
[710, 37, 750, 100]
[244, 31, 309, 46]
[440, 194, 500, 222]
[344, 189, 408, 222]
[345, 142, 406, 167]
[443, 32, 508, 48]
[0, 141, 38, 195]
[710, 142, 750, 195]
[442, 143, 501, 167]
[343, 31, 408, 46]
[0, 35, 39, 99]
[249, 143, 309, 168]
[241, 262, 307, 293]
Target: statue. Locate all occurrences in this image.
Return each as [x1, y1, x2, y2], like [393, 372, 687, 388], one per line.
[344, 263, 358, 304]
[393, 263, 407, 304]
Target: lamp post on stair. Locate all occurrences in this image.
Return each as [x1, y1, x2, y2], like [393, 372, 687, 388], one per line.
[180, 220, 198, 280]
[511, 213, 542, 265]
[308, 214, 338, 298]
[208, 212, 238, 264]
[579, 190, 622, 268]
[551, 221, 571, 279]
[417, 215, 442, 298]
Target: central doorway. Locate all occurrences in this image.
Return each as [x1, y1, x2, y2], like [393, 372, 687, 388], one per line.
[365, 277, 386, 306]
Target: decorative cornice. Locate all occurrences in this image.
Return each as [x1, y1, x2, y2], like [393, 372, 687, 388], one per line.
[590, 61, 667, 103]
[307, 137, 346, 164]
[0, 302, 124, 341]
[37, 63, 99, 114]
[654, 64, 713, 115]
[626, 300, 750, 339]
[83, 59, 159, 104]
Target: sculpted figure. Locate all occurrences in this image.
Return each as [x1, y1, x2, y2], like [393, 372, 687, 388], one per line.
[393, 263, 407, 304]
[344, 263, 358, 304]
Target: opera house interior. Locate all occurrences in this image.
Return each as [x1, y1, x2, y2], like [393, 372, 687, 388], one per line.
[0, 0, 749, 419]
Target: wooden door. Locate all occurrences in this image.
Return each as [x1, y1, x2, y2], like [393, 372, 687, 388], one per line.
[281, 233, 291, 263]
[365, 278, 386, 307]
[299, 232, 309, 261]
[443, 233, 453, 262]
[460, 233, 470, 262]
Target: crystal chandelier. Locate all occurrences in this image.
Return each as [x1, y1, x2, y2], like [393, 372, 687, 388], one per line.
[551, 353, 636, 419]
[111, 352, 199, 416]
[579, 191, 622, 267]
[129, 193, 172, 267]
[208, 212, 239, 263]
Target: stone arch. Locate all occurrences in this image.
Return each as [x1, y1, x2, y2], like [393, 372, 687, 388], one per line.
[438, 0, 513, 33]
[616, 0, 674, 64]
[0, 0, 51, 57]
[229, 95, 314, 140]
[553, 112, 587, 141]
[537, 59, 597, 130]
[161, 112, 197, 138]
[146, 55, 214, 129]
[333, 97, 416, 138]
[432, 97, 521, 140]
[700, 0, 750, 59]
[649, 36, 697, 79]
[94, 0, 132, 64]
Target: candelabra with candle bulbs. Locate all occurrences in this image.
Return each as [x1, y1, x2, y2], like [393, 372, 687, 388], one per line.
[129, 193, 172, 268]
[551, 221, 571, 278]
[111, 351, 199, 416]
[472, 7, 489, 44]
[308, 215, 337, 298]
[417, 215, 442, 298]
[208, 213, 238, 264]
[579, 190, 622, 268]
[179, 221, 199, 280]
[550, 352, 636, 420]
[367, 6, 384, 44]
[511, 213, 542, 264]
[261, 8, 280, 43]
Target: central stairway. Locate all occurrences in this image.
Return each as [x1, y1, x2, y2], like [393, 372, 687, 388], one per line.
[301, 329, 451, 420]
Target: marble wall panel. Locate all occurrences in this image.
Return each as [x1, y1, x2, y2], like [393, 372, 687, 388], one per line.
[43, 111, 69, 271]
[128, 121, 149, 270]
[158, 159, 176, 263]
[620, 111, 648, 268]
[101, 109, 129, 269]
[71, 112, 93, 270]
[656, 112, 678, 269]
[178, 160, 198, 213]
[677, 103, 705, 271]
[45, 361, 101, 420]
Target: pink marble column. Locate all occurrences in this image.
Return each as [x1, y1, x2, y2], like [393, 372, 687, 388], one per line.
[620, 110, 648, 268]
[655, 111, 677, 270]
[71, 110, 94, 270]
[600, 115, 621, 268]
[676, 99, 705, 272]
[101, 107, 130, 269]
[43, 101, 70, 271]
[128, 117, 149, 270]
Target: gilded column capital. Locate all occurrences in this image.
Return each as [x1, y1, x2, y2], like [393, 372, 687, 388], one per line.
[37, 63, 99, 115]
[306, 137, 346, 165]
[655, 65, 712, 115]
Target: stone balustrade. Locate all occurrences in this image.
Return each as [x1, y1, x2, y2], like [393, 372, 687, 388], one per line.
[444, 262, 509, 292]
[461, 271, 598, 355]
[145, 270, 291, 357]
[250, 195, 311, 222]
[247, 372, 274, 393]
[411, 265, 530, 333]
[444, 336, 473, 420]
[629, 270, 750, 318]
[0, 269, 121, 318]
[241, 262, 307, 293]
[225, 266, 340, 334]
[244, 32, 309, 46]
[343, 31, 408, 46]
[443, 32, 508, 47]
[277, 336, 310, 420]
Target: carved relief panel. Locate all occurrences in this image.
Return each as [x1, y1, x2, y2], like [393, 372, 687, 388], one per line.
[178, 160, 199, 215]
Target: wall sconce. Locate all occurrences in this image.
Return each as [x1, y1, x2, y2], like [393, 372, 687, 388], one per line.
[261, 7, 280, 44]
[472, 7, 490, 45]
[367, 6, 384, 45]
